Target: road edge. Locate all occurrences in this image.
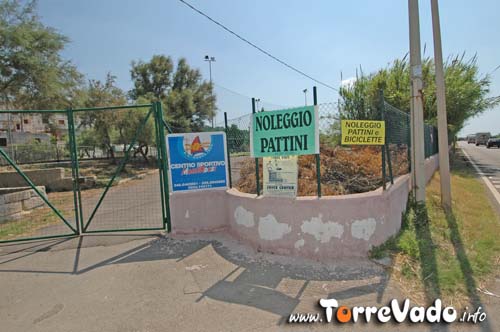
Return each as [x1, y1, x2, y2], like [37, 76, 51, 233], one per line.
[461, 147, 500, 213]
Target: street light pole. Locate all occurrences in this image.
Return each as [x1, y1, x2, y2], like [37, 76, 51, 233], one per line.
[303, 89, 308, 106]
[408, 0, 426, 203]
[205, 55, 216, 128]
[431, 0, 452, 210]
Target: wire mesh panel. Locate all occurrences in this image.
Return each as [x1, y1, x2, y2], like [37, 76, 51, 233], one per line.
[76, 105, 164, 233]
[384, 101, 411, 176]
[224, 99, 439, 197]
[220, 114, 253, 192]
[424, 124, 439, 158]
[318, 102, 341, 148]
[0, 111, 78, 242]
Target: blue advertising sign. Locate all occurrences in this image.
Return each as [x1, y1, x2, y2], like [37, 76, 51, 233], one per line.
[166, 132, 228, 192]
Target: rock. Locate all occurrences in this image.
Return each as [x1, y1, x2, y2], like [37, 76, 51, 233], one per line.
[372, 256, 392, 267]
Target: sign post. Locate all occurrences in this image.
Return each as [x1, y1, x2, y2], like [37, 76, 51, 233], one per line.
[252, 98, 260, 196]
[313, 86, 321, 197]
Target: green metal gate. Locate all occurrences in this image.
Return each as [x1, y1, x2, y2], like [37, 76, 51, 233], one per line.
[0, 102, 170, 243]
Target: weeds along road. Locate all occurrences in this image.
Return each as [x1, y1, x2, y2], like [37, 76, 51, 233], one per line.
[459, 141, 500, 210]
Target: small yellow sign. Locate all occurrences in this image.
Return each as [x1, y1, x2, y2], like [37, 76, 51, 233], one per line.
[341, 120, 385, 145]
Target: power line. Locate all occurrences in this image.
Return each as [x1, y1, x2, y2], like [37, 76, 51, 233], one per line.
[178, 0, 338, 92]
[213, 83, 252, 100]
[214, 83, 288, 109]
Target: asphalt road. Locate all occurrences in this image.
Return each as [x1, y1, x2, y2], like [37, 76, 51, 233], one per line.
[1, 233, 498, 332]
[459, 141, 500, 198]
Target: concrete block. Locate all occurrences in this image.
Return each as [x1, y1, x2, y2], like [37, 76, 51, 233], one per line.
[29, 186, 47, 198]
[1, 190, 31, 204]
[22, 196, 45, 210]
[0, 211, 23, 224]
[0, 168, 65, 188]
[48, 178, 74, 191]
[0, 202, 22, 217]
[80, 176, 96, 189]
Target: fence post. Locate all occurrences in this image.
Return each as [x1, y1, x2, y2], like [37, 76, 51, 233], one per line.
[379, 91, 394, 185]
[56, 144, 60, 161]
[407, 114, 411, 173]
[313, 86, 322, 197]
[153, 102, 167, 233]
[224, 112, 233, 188]
[379, 90, 387, 190]
[67, 108, 83, 235]
[252, 98, 260, 196]
[156, 101, 172, 232]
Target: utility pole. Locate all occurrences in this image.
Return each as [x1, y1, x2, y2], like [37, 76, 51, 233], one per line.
[431, 0, 452, 210]
[303, 89, 308, 105]
[408, 0, 426, 203]
[204, 55, 216, 127]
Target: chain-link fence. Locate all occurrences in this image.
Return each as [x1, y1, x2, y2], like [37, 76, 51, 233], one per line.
[384, 101, 411, 177]
[424, 124, 439, 158]
[0, 103, 169, 243]
[73, 105, 164, 233]
[0, 112, 70, 166]
[220, 96, 439, 196]
[0, 111, 79, 242]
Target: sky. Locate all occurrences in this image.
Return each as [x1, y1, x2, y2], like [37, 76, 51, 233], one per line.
[37, 0, 499, 135]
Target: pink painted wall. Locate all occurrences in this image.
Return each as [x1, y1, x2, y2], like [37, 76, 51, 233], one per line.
[170, 154, 439, 260]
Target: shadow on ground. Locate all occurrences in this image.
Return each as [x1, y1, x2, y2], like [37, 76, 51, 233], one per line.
[0, 233, 389, 324]
[412, 190, 493, 331]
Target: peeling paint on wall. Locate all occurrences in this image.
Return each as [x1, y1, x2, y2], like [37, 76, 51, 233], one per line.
[294, 239, 305, 249]
[301, 215, 344, 243]
[258, 214, 291, 240]
[234, 206, 255, 228]
[351, 218, 377, 241]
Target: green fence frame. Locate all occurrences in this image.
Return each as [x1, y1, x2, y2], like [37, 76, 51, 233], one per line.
[0, 103, 172, 243]
[0, 109, 78, 243]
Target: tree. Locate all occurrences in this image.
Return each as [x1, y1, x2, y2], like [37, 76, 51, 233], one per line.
[76, 127, 98, 158]
[78, 73, 127, 163]
[226, 124, 249, 153]
[130, 55, 216, 132]
[338, 54, 500, 137]
[0, 0, 84, 110]
[130, 55, 173, 101]
[115, 97, 155, 163]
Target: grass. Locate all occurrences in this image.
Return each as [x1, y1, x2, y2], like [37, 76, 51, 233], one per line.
[370, 151, 500, 306]
[0, 158, 159, 241]
[76, 160, 156, 186]
[0, 191, 76, 241]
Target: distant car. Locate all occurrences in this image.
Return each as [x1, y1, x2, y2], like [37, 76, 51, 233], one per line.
[475, 132, 491, 146]
[467, 135, 476, 144]
[486, 138, 500, 149]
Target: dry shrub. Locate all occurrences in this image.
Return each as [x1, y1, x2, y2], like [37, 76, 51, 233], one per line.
[235, 144, 409, 196]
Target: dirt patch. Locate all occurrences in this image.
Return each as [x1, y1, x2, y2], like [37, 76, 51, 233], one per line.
[236, 145, 409, 196]
[0, 159, 157, 189]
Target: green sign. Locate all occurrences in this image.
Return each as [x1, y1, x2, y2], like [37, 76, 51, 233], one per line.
[250, 106, 319, 157]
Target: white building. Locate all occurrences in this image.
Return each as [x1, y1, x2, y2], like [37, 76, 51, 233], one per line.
[0, 114, 46, 133]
